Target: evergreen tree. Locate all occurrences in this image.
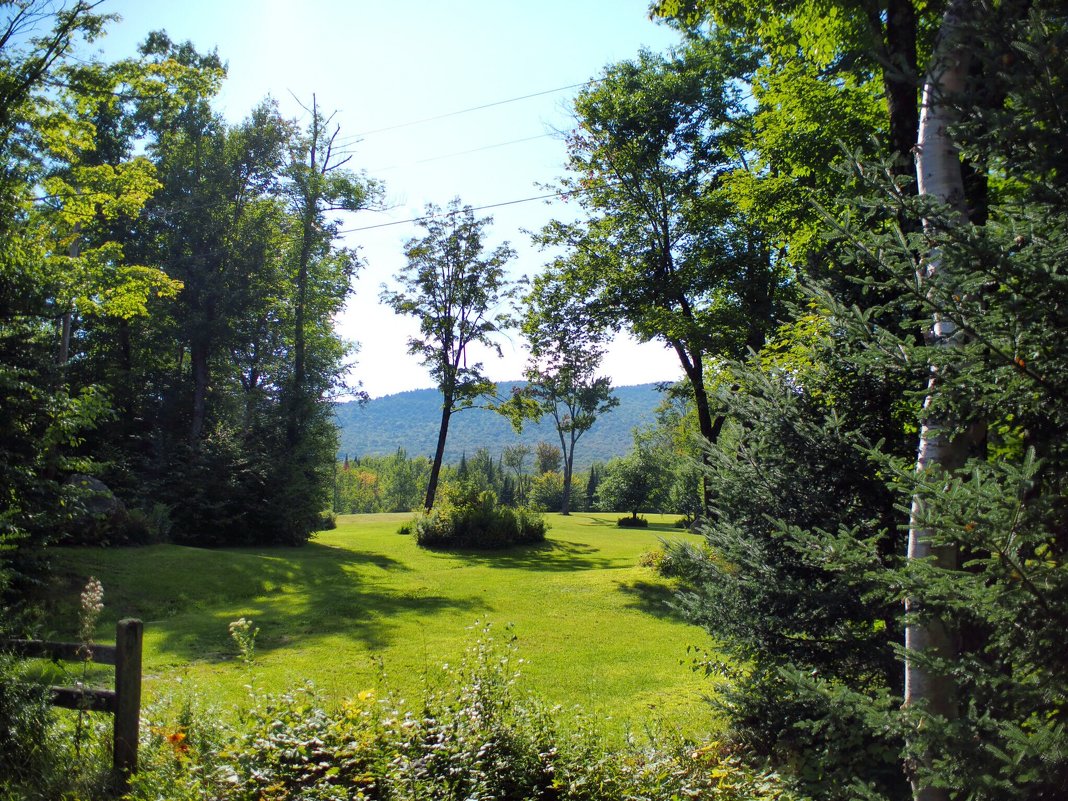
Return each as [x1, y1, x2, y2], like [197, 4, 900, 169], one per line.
[656, 2, 1068, 799]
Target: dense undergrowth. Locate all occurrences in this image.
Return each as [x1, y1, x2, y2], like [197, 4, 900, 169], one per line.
[1, 625, 798, 801]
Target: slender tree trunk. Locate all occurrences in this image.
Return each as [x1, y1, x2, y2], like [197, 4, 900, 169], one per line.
[672, 341, 719, 512]
[59, 309, 73, 365]
[560, 430, 576, 516]
[116, 319, 133, 422]
[189, 340, 209, 444]
[883, 0, 920, 184]
[905, 3, 971, 798]
[59, 228, 81, 366]
[424, 394, 452, 511]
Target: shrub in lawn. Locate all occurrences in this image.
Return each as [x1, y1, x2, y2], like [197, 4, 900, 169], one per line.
[616, 515, 648, 528]
[414, 483, 547, 549]
[637, 546, 666, 570]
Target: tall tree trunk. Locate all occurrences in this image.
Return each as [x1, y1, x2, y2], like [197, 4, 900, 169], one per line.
[59, 309, 73, 366]
[59, 228, 81, 366]
[116, 318, 133, 423]
[883, 0, 920, 184]
[905, 3, 971, 798]
[560, 429, 576, 516]
[672, 341, 719, 512]
[189, 339, 209, 444]
[424, 394, 452, 511]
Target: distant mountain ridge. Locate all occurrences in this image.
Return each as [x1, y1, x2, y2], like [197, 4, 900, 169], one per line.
[334, 382, 665, 469]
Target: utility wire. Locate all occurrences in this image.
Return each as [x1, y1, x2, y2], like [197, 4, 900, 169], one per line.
[352, 132, 555, 171]
[339, 189, 581, 233]
[336, 81, 592, 143]
[414, 133, 553, 165]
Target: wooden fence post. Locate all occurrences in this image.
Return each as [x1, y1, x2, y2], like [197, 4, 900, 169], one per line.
[112, 618, 142, 792]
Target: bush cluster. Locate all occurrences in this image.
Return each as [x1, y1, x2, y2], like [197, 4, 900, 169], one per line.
[413, 483, 548, 549]
[123, 627, 799, 801]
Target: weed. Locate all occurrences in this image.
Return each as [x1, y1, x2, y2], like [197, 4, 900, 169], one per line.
[228, 617, 258, 672]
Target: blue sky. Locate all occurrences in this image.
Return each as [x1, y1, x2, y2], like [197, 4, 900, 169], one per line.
[89, 1, 685, 397]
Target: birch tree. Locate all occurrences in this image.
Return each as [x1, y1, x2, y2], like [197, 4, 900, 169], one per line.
[499, 265, 619, 515]
[904, 4, 975, 799]
[653, 2, 1068, 798]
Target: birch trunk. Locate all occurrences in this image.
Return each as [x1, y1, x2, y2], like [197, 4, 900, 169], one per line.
[906, 2, 972, 799]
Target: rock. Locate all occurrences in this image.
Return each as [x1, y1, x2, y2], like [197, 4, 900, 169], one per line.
[66, 474, 125, 519]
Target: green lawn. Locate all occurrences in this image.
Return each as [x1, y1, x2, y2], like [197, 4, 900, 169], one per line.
[42, 512, 718, 735]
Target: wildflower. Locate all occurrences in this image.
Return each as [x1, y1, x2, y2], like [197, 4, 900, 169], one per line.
[157, 728, 190, 757]
[229, 617, 259, 669]
[78, 577, 104, 645]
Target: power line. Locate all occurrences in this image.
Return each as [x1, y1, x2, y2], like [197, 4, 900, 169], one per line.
[414, 133, 554, 165]
[339, 189, 580, 234]
[352, 132, 555, 171]
[336, 81, 592, 143]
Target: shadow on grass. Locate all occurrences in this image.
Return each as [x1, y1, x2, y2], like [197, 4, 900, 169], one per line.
[572, 514, 681, 534]
[616, 579, 690, 623]
[423, 537, 622, 573]
[47, 541, 489, 663]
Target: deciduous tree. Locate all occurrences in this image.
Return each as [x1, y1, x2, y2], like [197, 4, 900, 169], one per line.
[596, 442, 667, 523]
[381, 200, 515, 510]
[500, 267, 618, 514]
[542, 40, 781, 510]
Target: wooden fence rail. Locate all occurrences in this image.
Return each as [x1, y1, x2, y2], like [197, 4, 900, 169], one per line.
[2, 618, 142, 794]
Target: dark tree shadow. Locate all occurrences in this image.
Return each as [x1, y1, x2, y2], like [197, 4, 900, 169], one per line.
[616, 579, 691, 623]
[422, 538, 621, 572]
[45, 541, 489, 662]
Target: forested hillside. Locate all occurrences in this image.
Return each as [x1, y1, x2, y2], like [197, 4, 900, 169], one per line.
[335, 382, 662, 469]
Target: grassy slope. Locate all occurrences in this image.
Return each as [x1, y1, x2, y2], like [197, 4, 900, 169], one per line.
[43, 513, 717, 735]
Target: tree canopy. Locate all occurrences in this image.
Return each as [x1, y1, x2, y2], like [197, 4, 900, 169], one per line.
[1, 6, 381, 571]
[498, 266, 619, 514]
[539, 38, 784, 510]
[381, 199, 516, 510]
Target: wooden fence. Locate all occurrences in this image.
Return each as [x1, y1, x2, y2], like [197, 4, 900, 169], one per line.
[2, 618, 143, 793]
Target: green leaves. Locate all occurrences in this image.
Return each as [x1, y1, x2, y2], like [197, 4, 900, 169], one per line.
[381, 199, 515, 508]
[383, 199, 516, 390]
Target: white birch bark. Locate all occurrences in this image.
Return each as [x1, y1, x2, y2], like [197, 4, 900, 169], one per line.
[906, 1, 973, 799]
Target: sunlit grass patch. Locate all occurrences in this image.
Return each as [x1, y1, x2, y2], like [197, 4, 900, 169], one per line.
[43, 511, 718, 736]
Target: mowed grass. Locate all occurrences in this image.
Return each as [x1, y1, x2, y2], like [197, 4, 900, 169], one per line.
[42, 512, 718, 735]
